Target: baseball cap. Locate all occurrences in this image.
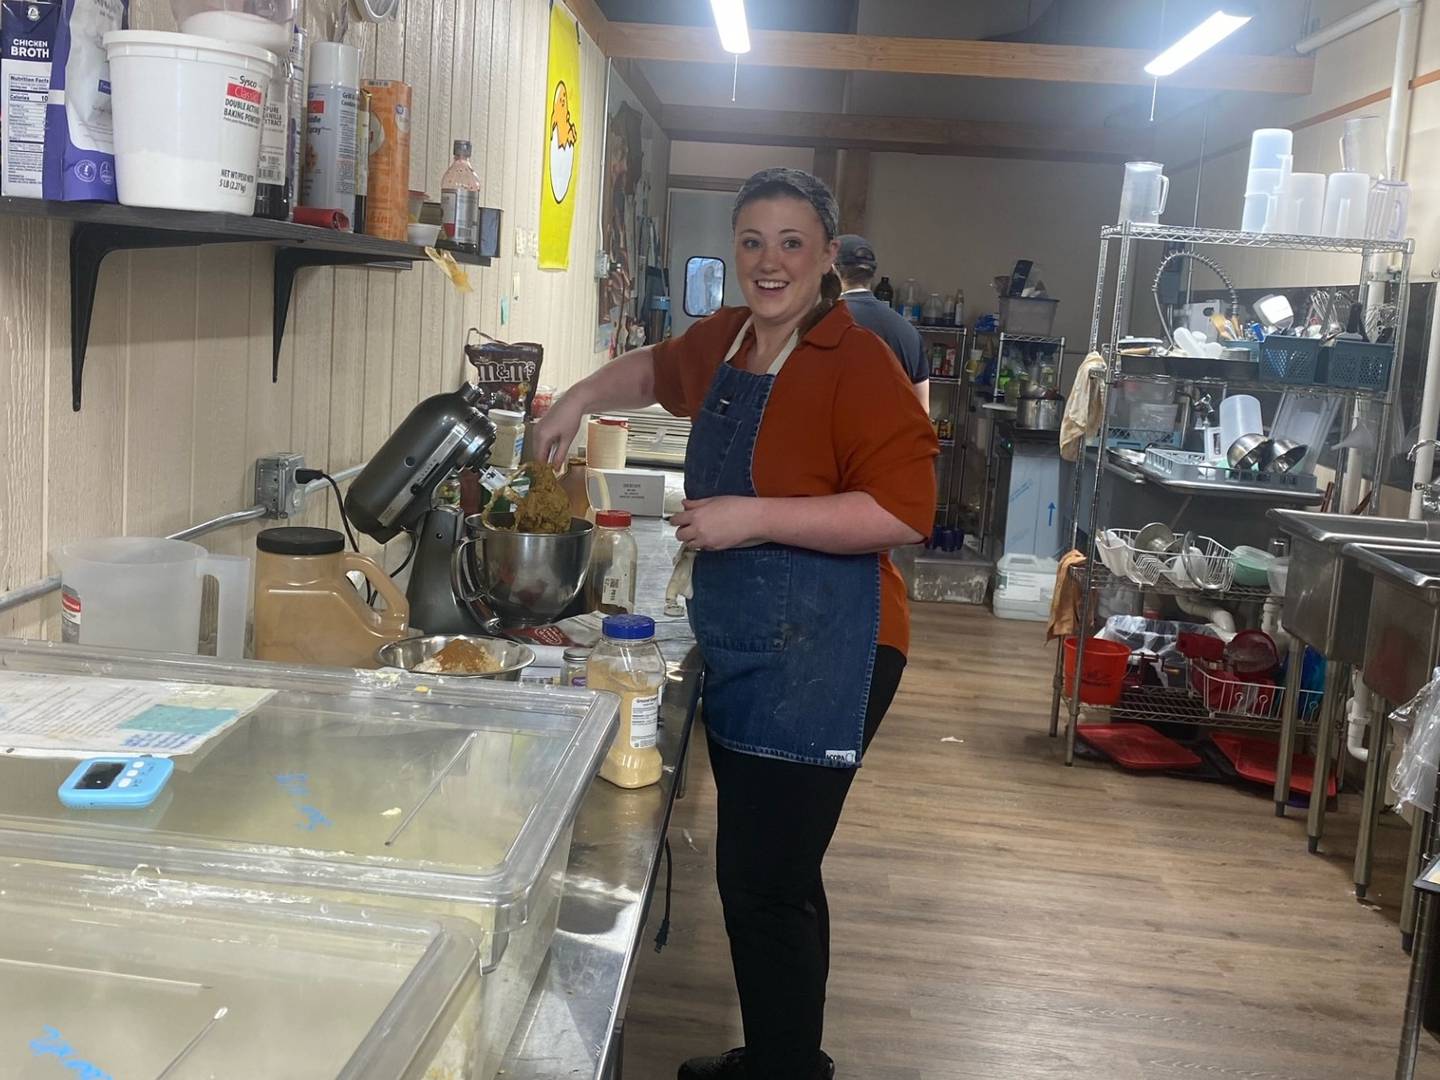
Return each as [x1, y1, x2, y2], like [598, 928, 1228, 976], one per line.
[835, 234, 877, 272]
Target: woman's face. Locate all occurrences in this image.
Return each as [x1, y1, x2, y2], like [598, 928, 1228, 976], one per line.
[733, 194, 838, 329]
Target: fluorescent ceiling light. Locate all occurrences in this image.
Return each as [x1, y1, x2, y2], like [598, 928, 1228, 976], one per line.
[1144, 11, 1251, 77]
[709, 0, 750, 54]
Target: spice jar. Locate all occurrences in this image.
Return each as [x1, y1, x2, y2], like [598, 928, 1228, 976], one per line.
[588, 614, 666, 789]
[562, 646, 591, 687]
[585, 510, 638, 614]
[488, 408, 525, 468]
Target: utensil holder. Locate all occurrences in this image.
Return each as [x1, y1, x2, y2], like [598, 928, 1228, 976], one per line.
[1321, 340, 1394, 391]
[1259, 336, 1324, 384]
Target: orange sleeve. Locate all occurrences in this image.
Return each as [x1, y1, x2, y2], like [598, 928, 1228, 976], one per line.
[651, 308, 748, 418]
[831, 332, 940, 538]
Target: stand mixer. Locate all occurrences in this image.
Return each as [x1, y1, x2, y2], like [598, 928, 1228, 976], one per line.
[345, 346, 594, 637]
[345, 379, 501, 634]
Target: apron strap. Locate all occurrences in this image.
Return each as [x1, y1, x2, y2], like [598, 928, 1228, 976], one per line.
[723, 316, 801, 377]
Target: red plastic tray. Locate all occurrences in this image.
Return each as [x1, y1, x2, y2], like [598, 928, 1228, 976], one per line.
[1077, 723, 1202, 771]
[1210, 732, 1337, 797]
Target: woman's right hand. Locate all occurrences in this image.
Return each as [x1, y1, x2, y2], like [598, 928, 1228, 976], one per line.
[531, 394, 586, 468]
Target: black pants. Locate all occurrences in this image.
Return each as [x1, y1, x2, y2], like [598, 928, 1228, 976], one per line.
[707, 645, 907, 1079]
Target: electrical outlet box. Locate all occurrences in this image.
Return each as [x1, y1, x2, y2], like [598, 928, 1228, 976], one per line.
[255, 453, 308, 519]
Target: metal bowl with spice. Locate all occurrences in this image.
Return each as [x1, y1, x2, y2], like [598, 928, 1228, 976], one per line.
[375, 634, 535, 680]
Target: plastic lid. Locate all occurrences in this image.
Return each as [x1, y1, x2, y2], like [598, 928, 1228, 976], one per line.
[595, 417, 628, 427]
[602, 614, 655, 641]
[257, 526, 345, 555]
[310, 41, 361, 88]
[489, 408, 524, 423]
[453, 139, 472, 158]
[595, 510, 632, 528]
[103, 29, 281, 67]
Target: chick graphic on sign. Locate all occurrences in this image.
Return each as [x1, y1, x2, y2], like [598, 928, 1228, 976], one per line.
[539, 2, 579, 270]
[549, 82, 578, 204]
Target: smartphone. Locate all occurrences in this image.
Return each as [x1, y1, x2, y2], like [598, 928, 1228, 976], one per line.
[58, 756, 174, 809]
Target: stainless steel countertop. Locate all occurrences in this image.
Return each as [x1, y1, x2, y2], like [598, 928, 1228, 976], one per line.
[500, 513, 701, 1079]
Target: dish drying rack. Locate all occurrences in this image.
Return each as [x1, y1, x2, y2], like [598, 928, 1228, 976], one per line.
[1141, 448, 1319, 494]
[1186, 659, 1323, 724]
[1094, 528, 1236, 592]
[1051, 223, 1412, 796]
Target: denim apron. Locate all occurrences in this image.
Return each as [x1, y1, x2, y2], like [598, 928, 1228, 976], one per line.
[686, 318, 881, 768]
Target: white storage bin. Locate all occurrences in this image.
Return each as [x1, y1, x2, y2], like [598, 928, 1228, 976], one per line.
[993, 553, 1058, 621]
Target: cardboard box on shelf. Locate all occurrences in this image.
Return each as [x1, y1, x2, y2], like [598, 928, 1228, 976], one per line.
[588, 468, 667, 518]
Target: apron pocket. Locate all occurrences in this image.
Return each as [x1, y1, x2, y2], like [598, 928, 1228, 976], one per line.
[685, 407, 744, 497]
[691, 548, 789, 652]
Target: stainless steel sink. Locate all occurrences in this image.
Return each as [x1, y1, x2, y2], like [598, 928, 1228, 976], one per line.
[1342, 543, 1440, 705]
[1269, 510, 1440, 664]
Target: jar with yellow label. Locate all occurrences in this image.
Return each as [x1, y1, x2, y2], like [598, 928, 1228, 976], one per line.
[588, 614, 666, 788]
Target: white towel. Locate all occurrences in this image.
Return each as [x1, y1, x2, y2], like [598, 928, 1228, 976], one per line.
[1061, 351, 1108, 463]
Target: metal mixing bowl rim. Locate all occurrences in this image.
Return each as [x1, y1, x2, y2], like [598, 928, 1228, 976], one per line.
[374, 634, 537, 676]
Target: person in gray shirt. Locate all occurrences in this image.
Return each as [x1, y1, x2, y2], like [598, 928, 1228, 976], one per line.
[835, 234, 929, 410]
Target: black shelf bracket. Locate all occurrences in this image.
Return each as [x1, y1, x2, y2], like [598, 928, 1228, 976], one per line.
[70, 223, 250, 410]
[0, 197, 489, 411]
[272, 249, 409, 382]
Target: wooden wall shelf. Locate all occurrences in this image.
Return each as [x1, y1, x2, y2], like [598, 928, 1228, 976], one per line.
[0, 198, 490, 410]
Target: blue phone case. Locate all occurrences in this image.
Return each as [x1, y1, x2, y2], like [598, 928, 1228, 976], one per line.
[58, 757, 174, 809]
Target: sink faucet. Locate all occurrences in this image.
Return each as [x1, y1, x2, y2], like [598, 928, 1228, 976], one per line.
[1407, 439, 1440, 463]
[1410, 440, 1440, 514]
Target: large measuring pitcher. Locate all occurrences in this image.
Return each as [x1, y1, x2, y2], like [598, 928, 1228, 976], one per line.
[1117, 161, 1169, 225]
[54, 537, 250, 658]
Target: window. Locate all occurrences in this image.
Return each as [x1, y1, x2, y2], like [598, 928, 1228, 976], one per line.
[684, 256, 725, 317]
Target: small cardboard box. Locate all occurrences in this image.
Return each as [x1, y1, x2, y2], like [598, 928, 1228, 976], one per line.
[588, 468, 667, 518]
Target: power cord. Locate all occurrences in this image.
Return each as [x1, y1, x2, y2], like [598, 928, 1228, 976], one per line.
[389, 531, 418, 577]
[296, 468, 374, 604]
[653, 837, 673, 953]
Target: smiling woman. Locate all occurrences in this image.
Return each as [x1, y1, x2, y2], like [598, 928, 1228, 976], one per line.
[532, 168, 937, 1080]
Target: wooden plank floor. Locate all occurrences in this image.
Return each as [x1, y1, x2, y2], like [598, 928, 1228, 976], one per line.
[624, 603, 1440, 1079]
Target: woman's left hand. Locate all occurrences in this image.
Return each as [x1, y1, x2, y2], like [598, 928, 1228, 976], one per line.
[671, 497, 764, 551]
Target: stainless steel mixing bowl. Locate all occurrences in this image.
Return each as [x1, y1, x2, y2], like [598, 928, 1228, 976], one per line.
[454, 514, 594, 628]
[375, 634, 535, 680]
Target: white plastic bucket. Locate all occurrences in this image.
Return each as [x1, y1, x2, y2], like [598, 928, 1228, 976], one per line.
[103, 30, 278, 214]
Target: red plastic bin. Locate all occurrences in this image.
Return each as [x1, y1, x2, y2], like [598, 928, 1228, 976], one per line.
[1063, 636, 1132, 706]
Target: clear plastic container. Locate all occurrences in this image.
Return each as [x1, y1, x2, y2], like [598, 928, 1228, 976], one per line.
[488, 407, 526, 468]
[440, 139, 481, 252]
[897, 277, 922, 323]
[0, 859, 479, 1079]
[586, 509, 638, 614]
[588, 614, 666, 789]
[0, 639, 620, 1080]
[172, 0, 294, 54]
[922, 292, 944, 326]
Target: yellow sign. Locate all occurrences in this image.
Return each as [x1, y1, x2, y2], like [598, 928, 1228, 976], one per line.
[539, 3, 580, 270]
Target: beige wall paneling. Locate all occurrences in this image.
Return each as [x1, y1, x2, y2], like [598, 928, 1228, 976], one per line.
[123, 250, 198, 540]
[1, 220, 50, 639]
[190, 247, 254, 559]
[41, 233, 126, 640]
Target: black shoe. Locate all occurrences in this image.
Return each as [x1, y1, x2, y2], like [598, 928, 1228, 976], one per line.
[677, 1049, 835, 1080]
[677, 1048, 745, 1079]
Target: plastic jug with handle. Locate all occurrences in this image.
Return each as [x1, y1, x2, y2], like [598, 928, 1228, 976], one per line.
[1117, 161, 1168, 225]
[252, 527, 410, 669]
[54, 537, 250, 658]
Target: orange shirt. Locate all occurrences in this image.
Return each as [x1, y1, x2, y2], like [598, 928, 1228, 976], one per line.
[652, 304, 940, 655]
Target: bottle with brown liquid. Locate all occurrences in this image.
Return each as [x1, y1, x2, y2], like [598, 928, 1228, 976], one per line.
[252, 527, 410, 668]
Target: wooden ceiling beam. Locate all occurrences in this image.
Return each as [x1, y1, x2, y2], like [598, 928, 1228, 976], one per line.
[610, 23, 1314, 95]
[565, 0, 612, 50]
[661, 105, 1153, 165]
